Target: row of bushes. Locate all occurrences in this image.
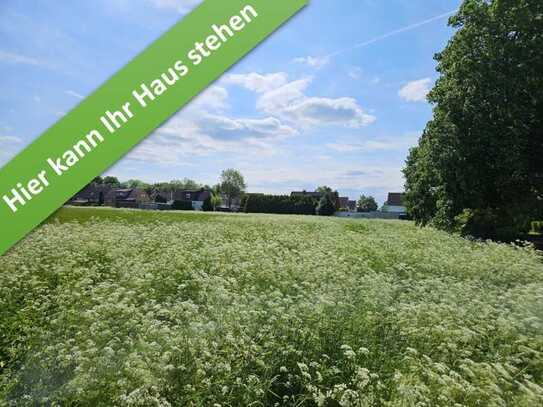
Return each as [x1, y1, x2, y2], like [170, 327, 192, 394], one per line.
[170, 198, 215, 212]
[170, 200, 194, 211]
[242, 194, 317, 215]
[531, 221, 543, 235]
[454, 208, 543, 240]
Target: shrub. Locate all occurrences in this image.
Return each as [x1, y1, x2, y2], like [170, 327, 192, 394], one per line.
[357, 195, 378, 212]
[202, 196, 213, 212]
[154, 194, 168, 204]
[454, 208, 521, 241]
[171, 200, 193, 211]
[531, 221, 543, 235]
[316, 193, 337, 216]
[243, 194, 316, 215]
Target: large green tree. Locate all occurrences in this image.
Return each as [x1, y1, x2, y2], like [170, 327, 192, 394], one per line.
[404, 0, 543, 240]
[121, 179, 149, 189]
[357, 195, 378, 213]
[219, 169, 247, 208]
[103, 176, 121, 187]
[316, 193, 337, 216]
[170, 178, 201, 190]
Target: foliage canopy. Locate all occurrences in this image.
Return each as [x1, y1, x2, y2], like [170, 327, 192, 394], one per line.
[404, 0, 543, 240]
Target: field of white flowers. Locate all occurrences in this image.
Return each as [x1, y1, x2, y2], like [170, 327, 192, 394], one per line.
[1, 207, 542, 406]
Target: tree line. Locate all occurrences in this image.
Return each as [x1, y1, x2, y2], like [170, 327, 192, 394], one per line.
[87, 171, 381, 216]
[86, 169, 247, 211]
[404, 0, 542, 240]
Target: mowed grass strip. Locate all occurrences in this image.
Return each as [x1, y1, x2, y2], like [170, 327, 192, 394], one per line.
[45, 206, 221, 225]
[1, 208, 542, 406]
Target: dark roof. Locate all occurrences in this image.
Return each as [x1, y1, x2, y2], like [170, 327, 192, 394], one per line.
[115, 189, 135, 200]
[155, 189, 211, 202]
[107, 188, 148, 201]
[386, 193, 406, 206]
[72, 184, 111, 202]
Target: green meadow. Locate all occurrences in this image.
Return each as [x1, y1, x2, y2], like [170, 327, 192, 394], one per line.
[1, 207, 542, 405]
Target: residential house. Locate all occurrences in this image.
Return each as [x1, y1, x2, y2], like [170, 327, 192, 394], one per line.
[104, 188, 151, 208]
[70, 184, 112, 206]
[153, 189, 212, 211]
[382, 192, 407, 214]
[338, 197, 357, 211]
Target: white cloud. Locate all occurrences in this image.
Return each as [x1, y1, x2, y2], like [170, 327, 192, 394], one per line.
[256, 78, 311, 113]
[399, 78, 432, 102]
[223, 73, 288, 93]
[326, 133, 419, 153]
[124, 81, 300, 164]
[0, 136, 22, 144]
[190, 86, 229, 110]
[243, 164, 404, 196]
[0, 51, 41, 66]
[65, 90, 84, 99]
[225, 73, 376, 129]
[128, 120, 281, 164]
[281, 97, 376, 128]
[197, 114, 297, 141]
[125, 110, 295, 164]
[0, 136, 24, 167]
[146, 0, 202, 13]
[348, 67, 363, 80]
[292, 56, 330, 69]
[125, 71, 376, 166]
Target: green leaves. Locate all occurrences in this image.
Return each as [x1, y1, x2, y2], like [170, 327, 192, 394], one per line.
[404, 0, 543, 238]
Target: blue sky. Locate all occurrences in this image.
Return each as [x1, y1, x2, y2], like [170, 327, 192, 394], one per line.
[0, 0, 461, 204]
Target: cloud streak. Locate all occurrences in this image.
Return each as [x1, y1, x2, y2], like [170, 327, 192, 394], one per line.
[65, 90, 84, 100]
[304, 9, 457, 62]
[292, 9, 455, 74]
[0, 50, 42, 67]
[146, 0, 202, 13]
[292, 56, 330, 69]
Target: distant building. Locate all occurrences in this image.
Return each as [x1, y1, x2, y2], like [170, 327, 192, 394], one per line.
[348, 200, 357, 212]
[105, 188, 151, 208]
[382, 192, 407, 214]
[153, 189, 212, 211]
[70, 184, 112, 206]
[338, 197, 356, 211]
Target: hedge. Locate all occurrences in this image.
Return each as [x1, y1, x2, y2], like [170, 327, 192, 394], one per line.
[171, 200, 193, 211]
[242, 194, 317, 215]
[531, 221, 543, 235]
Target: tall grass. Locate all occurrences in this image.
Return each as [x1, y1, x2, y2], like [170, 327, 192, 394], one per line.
[1, 208, 542, 405]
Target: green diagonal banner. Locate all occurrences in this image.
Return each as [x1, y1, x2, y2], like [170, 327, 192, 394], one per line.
[0, 0, 307, 255]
